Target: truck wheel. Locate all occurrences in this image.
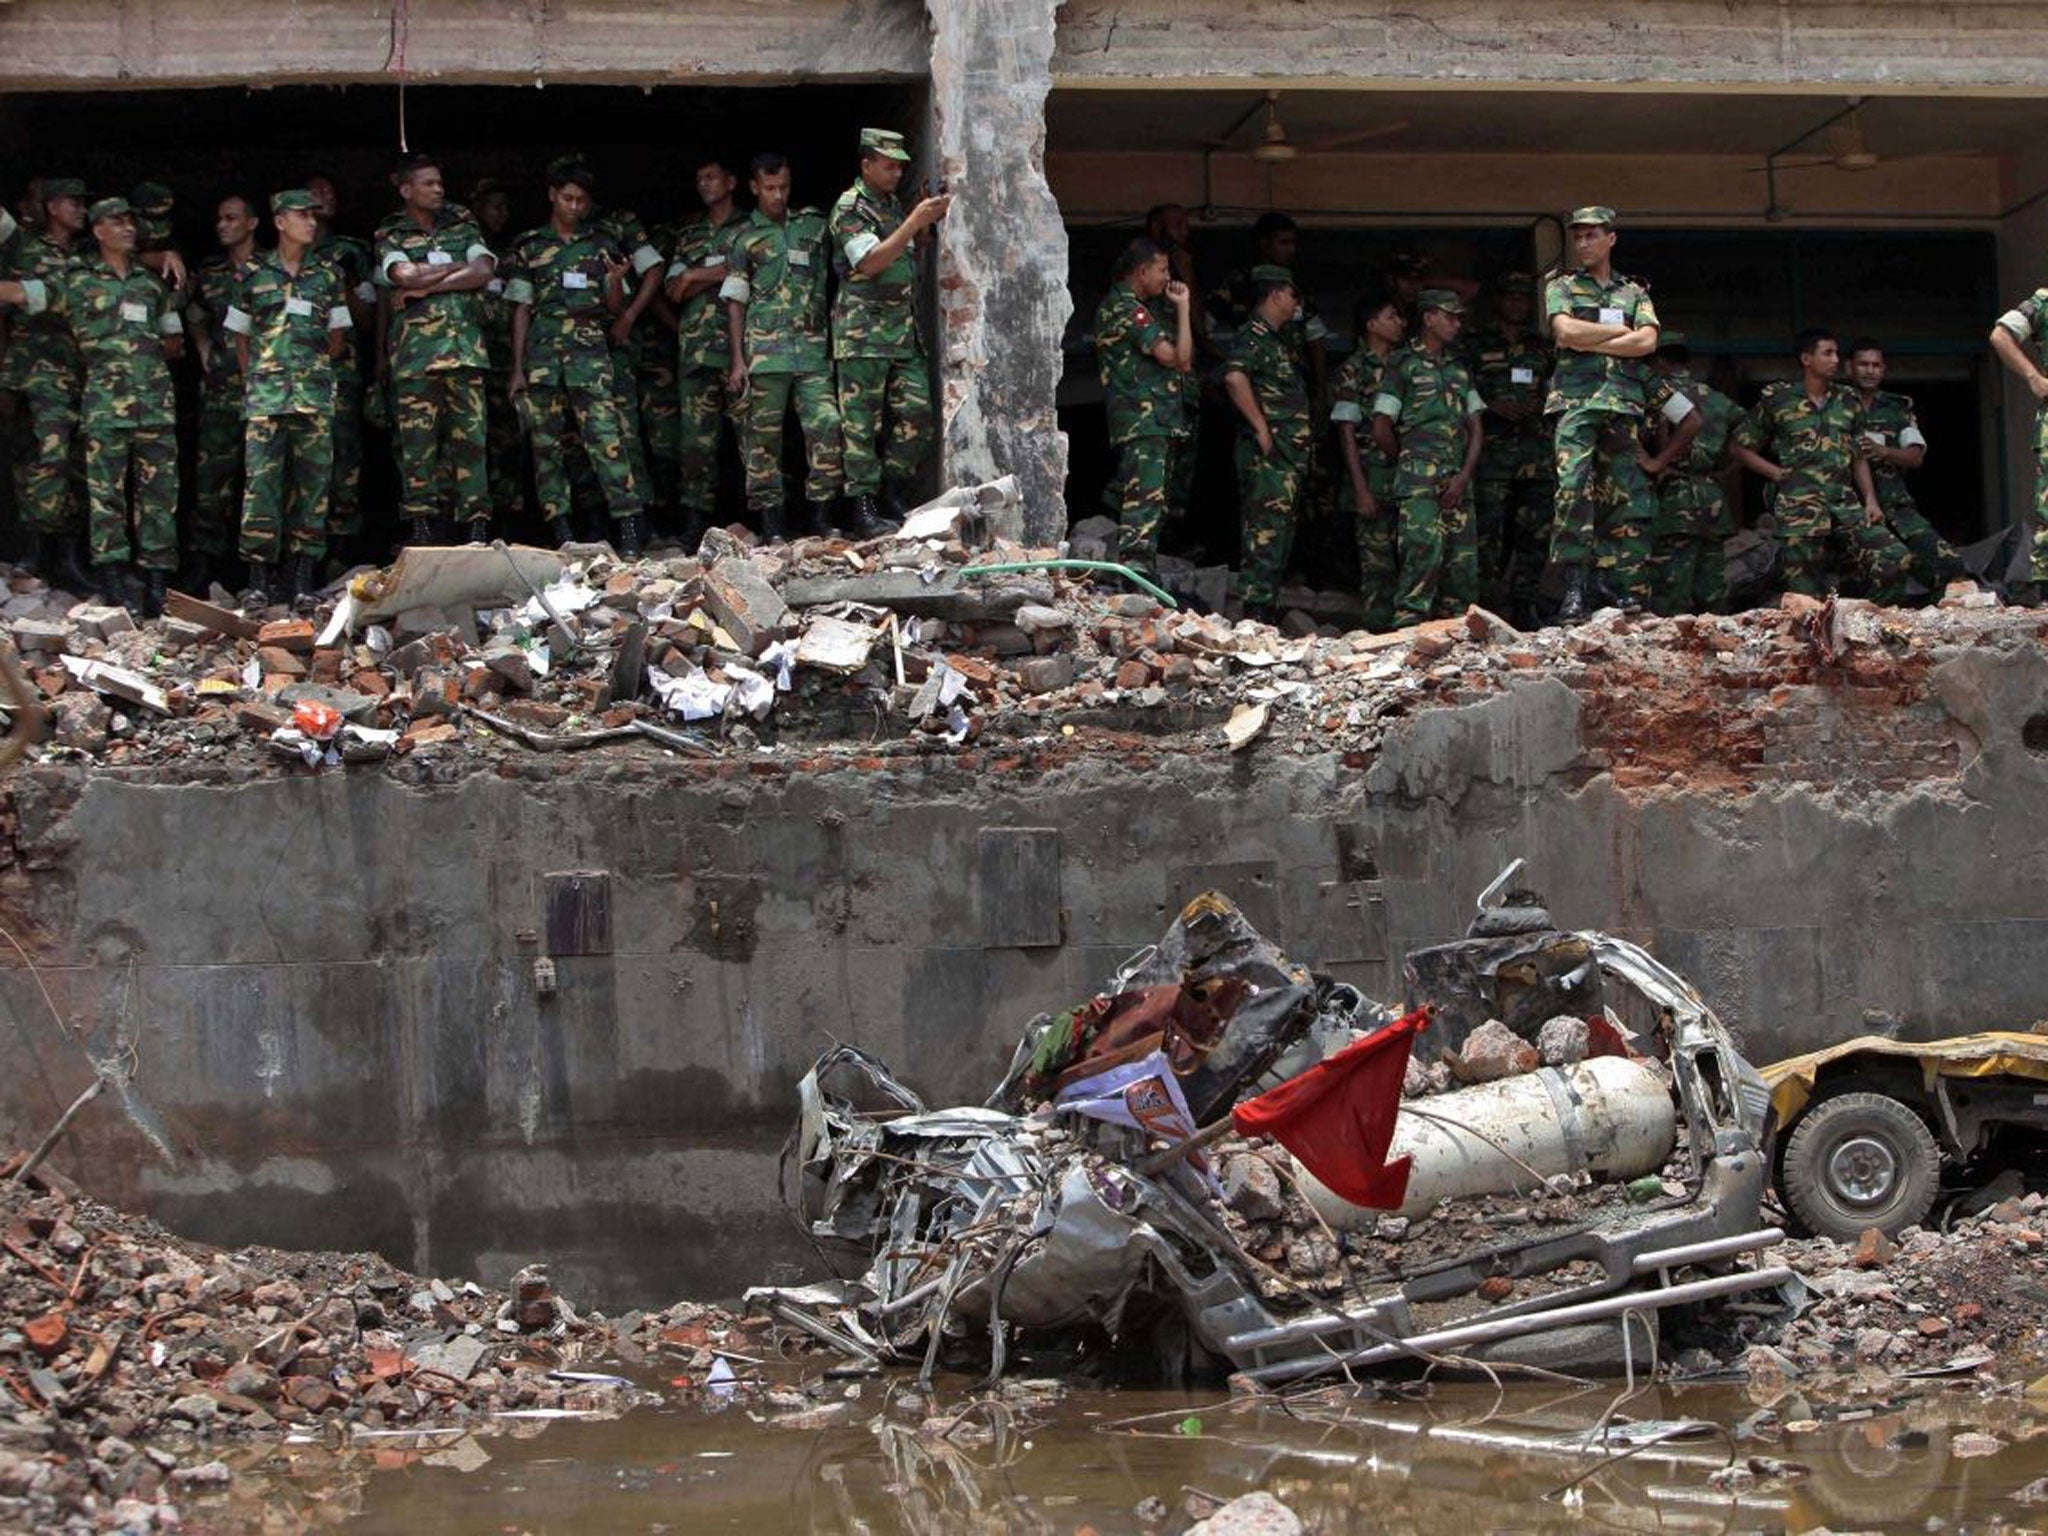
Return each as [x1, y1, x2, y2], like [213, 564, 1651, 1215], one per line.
[1781, 1091, 1941, 1241]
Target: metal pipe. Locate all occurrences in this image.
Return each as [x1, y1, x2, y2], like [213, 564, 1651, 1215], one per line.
[1241, 1266, 1793, 1385]
[957, 558, 1179, 608]
[1629, 1228, 1784, 1275]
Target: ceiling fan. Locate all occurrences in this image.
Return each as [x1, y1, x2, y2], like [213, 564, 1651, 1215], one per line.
[1206, 90, 1410, 163]
[1754, 98, 1986, 175]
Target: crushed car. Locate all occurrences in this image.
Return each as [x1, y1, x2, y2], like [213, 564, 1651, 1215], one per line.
[1764, 1029, 2048, 1240]
[755, 869, 1786, 1386]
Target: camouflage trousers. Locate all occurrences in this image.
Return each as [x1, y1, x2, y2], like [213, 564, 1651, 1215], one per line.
[837, 355, 934, 500]
[1774, 476, 1914, 604]
[741, 370, 844, 513]
[483, 368, 527, 518]
[394, 368, 489, 527]
[677, 365, 732, 516]
[6, 382, 80, 535]
[1235, 434, 1307, 608]
[1391, 458, 1477, 625]
[1473, 472, 1555, 617]
[530, 376, 644, 525]
[1547, 407, 1654, 603]
[192, 383, 244, 557]
[2033, 408, 2048, 583]
[1168, 397, 1201, 519]
[241, 411, 334, 562]
[1876, 488, 1962, 594]
[329, 366, 365, 539]
[1108, 433, 1183, 575]
[1650, 475, 1729, 616]
[84, 422, 178, 571]
[1340, 461, 1398, 631]
[608, 342, 655, 512]
[638, 351, 682, 513]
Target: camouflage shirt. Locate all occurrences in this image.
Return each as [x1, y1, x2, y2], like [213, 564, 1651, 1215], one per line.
[1466, 325, 1552, 428]
[502, 224, 621, 380]
[0, 230, 83, 395]
[1371, 341, 1485, 465]
[1211, 266, 1326, 372]
[373, 203, 493, 376]
[478, 240, 515, 375]
[1094, 283, 1185, 443]
[722, 207, 833, 377]
[1736, 381, 1869, 493]
[1222, 317, 1311, 444]
[1856, 389, 1927, 504]
[1647, 368, 1740, 479]
[187, 251, 257, 393]
[312, 230, 375, 386]
[829, 180, 921, 362]
[666, 209, 746, 372]
[1327, 343, 1395, 472]
[1543, 267, 1658, 417]
[226, 248, 350, 419]
[37, 254, 182, 430]
[1996, 288, 2048, 386]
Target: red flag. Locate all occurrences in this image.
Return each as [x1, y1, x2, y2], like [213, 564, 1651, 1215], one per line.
[1230, 1007, 1427, 1210]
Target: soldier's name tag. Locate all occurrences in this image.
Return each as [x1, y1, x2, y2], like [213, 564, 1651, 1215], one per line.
[1511, 367, 1535, 385]
[1598, 307, 1626, 326]
[563, 271, 591, 290]
[788, 249, 812, 268]
[119, 301, 149, 325]
[1863, 431, 1889, 445]
[285, 297, 315, 318]
[426, 250, 454, 266]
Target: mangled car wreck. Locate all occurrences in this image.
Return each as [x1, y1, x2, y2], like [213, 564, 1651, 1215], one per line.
[756, 873, 1789, 1387]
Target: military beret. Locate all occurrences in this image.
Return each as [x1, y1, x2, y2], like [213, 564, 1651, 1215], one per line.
[1249, 263, 1298, 287]
[88, 196, 134, 224]
[270, 188, 317, 214]
[858, 127, 911, 162]
[130, 181, 174, 215]
[41, 178, 87, 202]
[1567, 205, 1618, 228]
[1418, 287, 1464, 315]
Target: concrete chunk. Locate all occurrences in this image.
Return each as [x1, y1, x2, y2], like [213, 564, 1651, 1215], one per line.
[703, 557, 788, 657]
[70, 603, 135, 641]
[9, 619, 70, 654]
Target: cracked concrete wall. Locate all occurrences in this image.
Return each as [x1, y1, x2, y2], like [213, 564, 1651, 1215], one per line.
[5, 652, 2048, 1306]
[926, 0, 1070, 542]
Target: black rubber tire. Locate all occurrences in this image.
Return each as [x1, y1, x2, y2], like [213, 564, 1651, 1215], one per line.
[1780, 1090, 1941, 1241]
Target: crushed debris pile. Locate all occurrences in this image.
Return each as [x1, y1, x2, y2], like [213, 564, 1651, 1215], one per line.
[0, 484, 2033, 785]
[0, 1164, 762, 1535]
[756, 885, 1784, 1390]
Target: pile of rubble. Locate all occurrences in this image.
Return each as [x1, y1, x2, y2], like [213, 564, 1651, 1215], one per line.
[0, 1162, 768, 1534]
[0, 479, 2035, 782]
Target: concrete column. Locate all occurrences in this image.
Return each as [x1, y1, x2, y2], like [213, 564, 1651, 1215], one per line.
[926, 0, 1070, 543]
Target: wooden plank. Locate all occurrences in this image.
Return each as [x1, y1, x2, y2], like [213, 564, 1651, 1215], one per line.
[164, 588, 260, 642]
[978, 828, 1062, 949]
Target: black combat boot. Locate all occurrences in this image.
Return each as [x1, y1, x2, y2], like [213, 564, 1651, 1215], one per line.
[466, 517, 491, 547]
[409, 516, 436, 548]
[842, 494, 896, 540]
[141, 568, 168, 620]
[1555, 565, 1589, 625]
[801, 500, 834, 537]
[673, 509, 705, 556]
[758, 505, 790, 545]
[50, 537, 99, 599]
[550, 519, 576, 550]
[617, 513, 646, 560]
[244, 561, 274, 609]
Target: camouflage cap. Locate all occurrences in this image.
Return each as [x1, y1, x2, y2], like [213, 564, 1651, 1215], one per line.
[1566, 205, 1617, 228]
[1418, 287, 1464, 315]
[130, 181, 174, 215]
[470, 176, 510, 201]
[1657, 328, 1691, 354]
[1386, 251, 1429, 277]
[270, 188, 317, 214]
[858, 127, 911, 162]
[88, 196, 134, 224]
[1249, 263, 1298, 287]
[41, 177, 86, 202]
[1495, 269, 1536, 292]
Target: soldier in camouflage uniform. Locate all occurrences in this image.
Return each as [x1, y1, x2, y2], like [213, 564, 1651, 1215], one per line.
[721, 153, 848, 542]
[470, 178, 529, 527]
[1638, 333, 1733, 614]
[830, 127, 951, 536]
[1, 197, 185, 614]
[586, 184, 666, 527]
[663, 159, 748, 544]
[186, 194, 261, 583]
[374, 153, 496, 544]
[505, 162, 647, 555]
[1543, 207, 1661, 621]
[1467, 272, 1556, 624]
[1221, 266, 1311, 619]
[1091, 236, 1191, 576]
[0, 176, 91, 589]
[636, 215, 685, 531]
[1992, 285, 2048, 602]
[224, 190, 352, 604]
[1730, 328, 1915, 603]
[1847, 339, 1963, 596]
[1329, 295, 1404, 630]
[1372, 290, 1486, 625]
[306, 176, 375, 562]
[1145, 202, 1211, 523]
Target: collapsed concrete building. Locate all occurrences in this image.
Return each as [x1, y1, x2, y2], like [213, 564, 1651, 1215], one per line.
[7, 2, 2048, 1308]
